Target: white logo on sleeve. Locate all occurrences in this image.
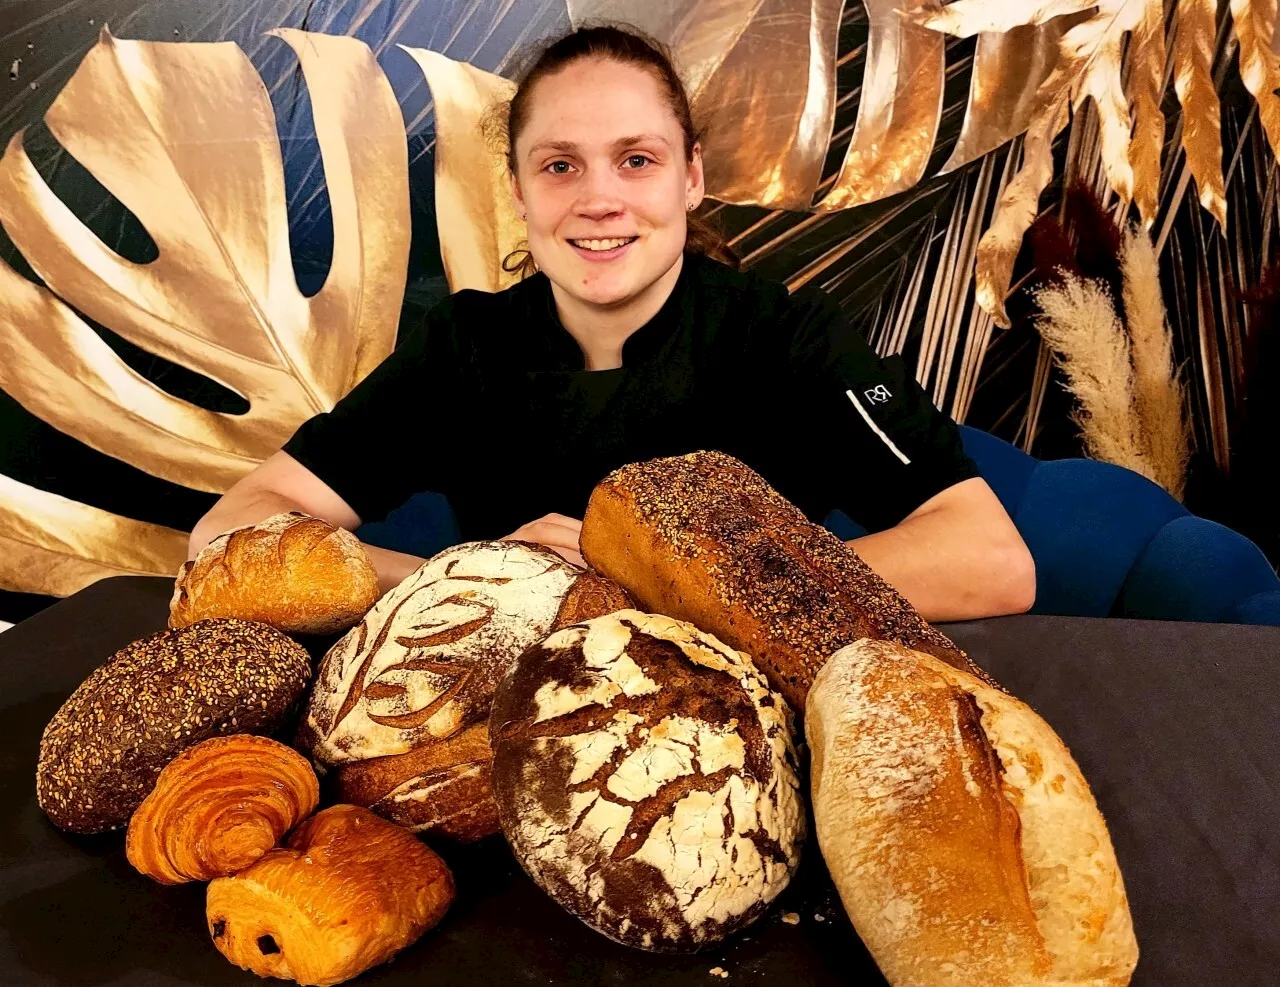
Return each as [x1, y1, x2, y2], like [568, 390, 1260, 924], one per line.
[845, 388, 911, 465]
[864, 384, 892, 405]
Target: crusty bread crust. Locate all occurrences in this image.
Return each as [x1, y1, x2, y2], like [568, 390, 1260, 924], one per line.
[170, 512, 379, 635]
[580, 451, 988, 711]
[806, 639, 1138, 987]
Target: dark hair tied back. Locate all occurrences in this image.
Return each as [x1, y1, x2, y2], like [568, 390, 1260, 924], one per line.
[496, 24, 739, 279]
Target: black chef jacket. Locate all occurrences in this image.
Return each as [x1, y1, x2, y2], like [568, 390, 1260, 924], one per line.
[282, 251, 980, 541]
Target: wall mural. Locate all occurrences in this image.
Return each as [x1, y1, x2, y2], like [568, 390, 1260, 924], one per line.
[1, 0, 1278, 620]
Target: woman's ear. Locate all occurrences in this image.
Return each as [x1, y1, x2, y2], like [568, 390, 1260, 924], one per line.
[686, 141, 705, 211]
[509, 171, 526, 221]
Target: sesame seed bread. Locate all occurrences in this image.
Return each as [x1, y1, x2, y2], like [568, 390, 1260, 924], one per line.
[297, 541, 635, 841]
[489, 610, 805, 952]
[580, 450, 989, 712]
[806, 639, 1138, 987]
[170, 512, 379, 635]
[37, 619, 312, 834]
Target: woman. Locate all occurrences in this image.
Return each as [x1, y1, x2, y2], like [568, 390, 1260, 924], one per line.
[189, 26, 1034, 622]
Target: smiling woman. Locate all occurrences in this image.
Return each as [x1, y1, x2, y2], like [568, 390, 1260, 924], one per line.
[191, 23, 1035, 626]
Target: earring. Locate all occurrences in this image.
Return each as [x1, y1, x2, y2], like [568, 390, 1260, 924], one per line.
[686, 202, 695, 212]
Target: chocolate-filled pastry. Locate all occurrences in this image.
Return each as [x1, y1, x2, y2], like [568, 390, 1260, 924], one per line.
[37, 618, 312, 834]
[207, 804, 455, 986]
[126, 734, 320, 884]
[807, 639, 1138, 987]
[298, 540, 633, 841]
[581, 450, 991, 711]
[170, 512, 379, 635]
[490, 610, 805, 952]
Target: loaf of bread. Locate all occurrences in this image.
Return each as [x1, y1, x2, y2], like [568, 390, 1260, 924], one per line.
[298, 541, 634, 840]
[126, 735, 320, 885]
[207, 804, 455, 986]
[170, 512, 379, 635]
[490, 610, 805, 952]
[37, 619, 312, 833]
[580, 450, 988, 711]
[806, 639, 1138, 987]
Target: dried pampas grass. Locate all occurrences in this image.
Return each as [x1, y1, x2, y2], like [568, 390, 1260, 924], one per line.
[1032, 276, 1152, 479]
[1032, 225, 1191, 499]
[1121, 227, 1192, 499]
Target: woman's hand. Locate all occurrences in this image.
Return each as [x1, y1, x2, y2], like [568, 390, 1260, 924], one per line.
[502, 513, 585, 567]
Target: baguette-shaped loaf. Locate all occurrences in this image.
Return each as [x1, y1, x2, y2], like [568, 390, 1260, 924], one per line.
[170, 512, 379, 635]
[806, 639, 1137, 987]
[580, 450, 986, 711]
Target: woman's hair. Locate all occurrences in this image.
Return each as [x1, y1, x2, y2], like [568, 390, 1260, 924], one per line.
[496, 24, 739, 279]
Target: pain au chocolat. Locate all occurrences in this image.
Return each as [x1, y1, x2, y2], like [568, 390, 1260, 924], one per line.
[298, 540, 634, 840]
[580, 450, 992, 712]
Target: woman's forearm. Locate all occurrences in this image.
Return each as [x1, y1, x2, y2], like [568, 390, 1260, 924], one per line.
[359, 543, 428, 596]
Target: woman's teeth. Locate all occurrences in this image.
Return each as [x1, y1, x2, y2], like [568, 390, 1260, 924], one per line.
[570, 237, 636, 251]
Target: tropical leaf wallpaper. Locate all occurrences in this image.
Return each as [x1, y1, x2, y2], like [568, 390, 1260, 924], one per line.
[1, 0, 1278, 624]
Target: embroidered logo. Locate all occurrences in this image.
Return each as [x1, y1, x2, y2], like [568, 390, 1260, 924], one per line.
[864, 384, 892, 405]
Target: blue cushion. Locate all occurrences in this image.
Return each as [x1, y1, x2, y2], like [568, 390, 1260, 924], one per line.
[959, 425, 1037, 517]
[1014, 459, 1188, 617]
[1230, 590, 1280, 626]
[355, 491, 461, 560]
[823, 509, 868, 541]
[1120, 515, 1280, 623]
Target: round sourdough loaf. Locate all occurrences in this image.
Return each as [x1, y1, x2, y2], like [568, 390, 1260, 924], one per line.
[489, 609, 805, 952]
[170, 512, 379, 635]
[37, 619, 312, 834]
[297, 540, 633, 840]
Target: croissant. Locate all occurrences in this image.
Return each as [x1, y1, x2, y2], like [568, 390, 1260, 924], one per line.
[126, 734, 319, 885]
[206, 804, 455, 986]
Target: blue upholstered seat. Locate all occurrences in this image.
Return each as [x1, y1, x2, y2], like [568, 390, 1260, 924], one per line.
[357, 425, 1280, 625]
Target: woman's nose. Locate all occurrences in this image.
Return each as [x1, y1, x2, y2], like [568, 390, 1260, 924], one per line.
[573, 169, 625, 218]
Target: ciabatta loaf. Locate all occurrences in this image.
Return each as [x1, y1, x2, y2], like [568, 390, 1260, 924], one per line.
[580, 450, 986, 711]
[806, 639, 1138, 987]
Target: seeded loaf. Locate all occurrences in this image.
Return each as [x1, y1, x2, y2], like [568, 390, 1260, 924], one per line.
[298, 541, 634, 841]
[37, 619, 312, 834]
[170, 512, 379, 635]
[489, 610, 805, 952]
[806, 639, 1138, 987]
[580, 450, 989, 712]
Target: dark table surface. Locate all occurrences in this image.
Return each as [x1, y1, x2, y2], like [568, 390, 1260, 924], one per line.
[1, 576, 1277, 986]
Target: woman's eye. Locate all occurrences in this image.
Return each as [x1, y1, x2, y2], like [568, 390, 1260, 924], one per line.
[546, 161, 572, 175]
[625, 155, 651, 169]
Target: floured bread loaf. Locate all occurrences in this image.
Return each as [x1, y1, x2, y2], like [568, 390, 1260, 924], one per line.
[806, 639, 1138, 987]
[171, 512, 379, 635]
[489, 609, 804, 952]
[298, 541, 634, 840]
[581, 450, 989, 711]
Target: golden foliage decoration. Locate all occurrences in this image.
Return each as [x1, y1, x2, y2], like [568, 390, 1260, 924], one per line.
[0, 28, 409, 596]
[1175, 0, 1228, 227]
[1229, 0, 1280, 163]
[1127, 0, 1168, 227]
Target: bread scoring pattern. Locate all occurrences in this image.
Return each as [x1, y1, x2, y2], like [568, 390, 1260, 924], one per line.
[490, 610, 805, 951]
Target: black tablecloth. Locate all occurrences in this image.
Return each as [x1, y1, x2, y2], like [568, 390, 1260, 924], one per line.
[1, 576, 1276, 986]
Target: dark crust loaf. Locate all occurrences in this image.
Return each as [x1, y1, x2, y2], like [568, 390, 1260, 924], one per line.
[552, 571, 637, 630]
[580, 450, 997, 712]
[490, 611, 804, 952]
[37, 618, 312, 834]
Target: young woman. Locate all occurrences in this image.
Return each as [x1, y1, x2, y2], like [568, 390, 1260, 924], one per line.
[190, 26, 1035, 622]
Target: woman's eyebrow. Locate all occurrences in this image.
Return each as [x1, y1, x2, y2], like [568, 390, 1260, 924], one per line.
[526, 134, 672, 158]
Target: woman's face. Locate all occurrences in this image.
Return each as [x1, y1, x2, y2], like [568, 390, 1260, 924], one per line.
[510, 57, 704, 309]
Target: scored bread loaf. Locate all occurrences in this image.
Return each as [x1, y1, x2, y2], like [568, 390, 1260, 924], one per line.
[298, 541, 634, 840]
[580, 450, 988, 711]
[171, 512, 379, 635]
[806, 639, 1138, 987]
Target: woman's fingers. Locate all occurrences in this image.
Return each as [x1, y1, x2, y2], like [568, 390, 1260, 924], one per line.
[501, 514, 585, 567]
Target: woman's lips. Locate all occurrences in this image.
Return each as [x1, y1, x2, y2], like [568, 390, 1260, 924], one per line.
[566, 236, 638, 262]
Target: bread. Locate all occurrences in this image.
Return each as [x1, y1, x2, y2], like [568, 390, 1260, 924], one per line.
[207, 804, 455, 986]
[170, 512, 379, 635]
[580, 451, 989, 712]
[126, 735, 320, 884]
[489, 609, 805, 952]
[298, 541, 634, 840]
[805, 638, 1138, 987]
[37, 618, 312, 834]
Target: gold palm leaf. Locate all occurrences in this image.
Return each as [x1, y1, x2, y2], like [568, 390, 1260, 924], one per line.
[0, 27, 409, 596]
